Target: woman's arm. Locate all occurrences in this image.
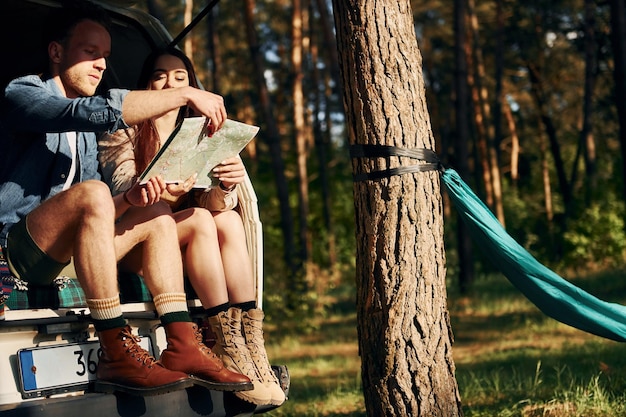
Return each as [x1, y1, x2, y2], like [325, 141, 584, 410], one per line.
[97, 128, 138, 195]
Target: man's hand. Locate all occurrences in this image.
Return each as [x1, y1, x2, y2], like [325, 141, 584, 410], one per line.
[122, 88, 227, 132]
[212, 157, 245, 190]
[185, 88, 227, 135]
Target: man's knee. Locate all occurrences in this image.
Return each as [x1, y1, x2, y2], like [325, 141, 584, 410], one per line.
[147, 212, 179, 236]
[71, 181, 115, 217]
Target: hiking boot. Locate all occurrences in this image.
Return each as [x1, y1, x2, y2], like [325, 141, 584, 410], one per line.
[160, 321, 253, 391]
[242, 308, 286, 406]
[208, 308, 273, 405]
[94, 325, 192, 396]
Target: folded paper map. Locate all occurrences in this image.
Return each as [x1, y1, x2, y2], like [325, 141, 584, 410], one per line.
[139, 117, 259, 189]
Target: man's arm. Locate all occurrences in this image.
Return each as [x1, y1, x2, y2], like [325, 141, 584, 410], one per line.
[121, 87, 227, 134]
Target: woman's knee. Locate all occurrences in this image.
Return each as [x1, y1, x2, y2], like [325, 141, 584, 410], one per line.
[183, 207, 216, 228]
[213, 210, 245, 235]
[175, 207, 218, 240]
[213, 210, 242, 225]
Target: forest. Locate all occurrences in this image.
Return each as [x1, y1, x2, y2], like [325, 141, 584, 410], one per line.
[136, 0, 626, 310]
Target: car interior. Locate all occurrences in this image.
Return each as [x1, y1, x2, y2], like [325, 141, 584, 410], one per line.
[1, 0, 171, 93]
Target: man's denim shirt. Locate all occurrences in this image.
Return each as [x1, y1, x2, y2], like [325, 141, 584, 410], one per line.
[0, 75, 130, 247]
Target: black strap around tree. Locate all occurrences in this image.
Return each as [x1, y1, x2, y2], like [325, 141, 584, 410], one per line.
[349, 144, 443, 182]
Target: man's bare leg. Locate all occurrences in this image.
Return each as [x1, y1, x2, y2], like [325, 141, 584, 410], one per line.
[24, 181, 191, 395]
[25, 180, 118, 299]
[114, 202, 185, 295]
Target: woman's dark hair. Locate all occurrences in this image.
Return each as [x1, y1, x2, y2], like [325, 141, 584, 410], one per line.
[134, 47, 200, 173]
[136, 47, 200, 92]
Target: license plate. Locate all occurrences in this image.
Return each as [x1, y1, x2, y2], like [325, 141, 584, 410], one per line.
[17, 337, 152, 398]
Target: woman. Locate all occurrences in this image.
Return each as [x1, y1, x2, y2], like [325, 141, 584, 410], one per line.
[97, 47, 284, 406]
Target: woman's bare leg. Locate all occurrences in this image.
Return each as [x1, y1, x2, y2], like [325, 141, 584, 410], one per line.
[212, 210, 255, 304]
[172, 207, 228, 308]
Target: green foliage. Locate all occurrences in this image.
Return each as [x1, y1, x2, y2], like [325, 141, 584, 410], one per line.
[562, 200, 626, 269]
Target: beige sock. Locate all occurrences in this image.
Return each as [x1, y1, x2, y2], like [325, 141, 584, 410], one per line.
[153, 292, 188, 317]
[87, 294, 123, 321]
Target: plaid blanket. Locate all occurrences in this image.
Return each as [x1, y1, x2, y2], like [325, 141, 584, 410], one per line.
[1, 251, 198, 310]
[4, 272, 156, 310]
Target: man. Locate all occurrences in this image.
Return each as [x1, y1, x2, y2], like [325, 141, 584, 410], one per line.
[0, 1, 251, 397]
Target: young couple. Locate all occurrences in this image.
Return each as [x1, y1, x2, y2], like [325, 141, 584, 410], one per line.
[0, 1, 283, 407]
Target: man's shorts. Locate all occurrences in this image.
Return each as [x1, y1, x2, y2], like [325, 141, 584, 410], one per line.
[5, 217, 70, 286]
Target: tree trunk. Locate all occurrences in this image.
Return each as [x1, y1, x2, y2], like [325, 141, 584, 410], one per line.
[503, 98, 520, 184]
[243, 0, 298, 275]
[332, 1, 463, 416]
[206, 5, 220, 92]
[310, 5, 337, 268]
[540, 131, 554, 223]
[527, 62, 571, 209]
[610, 0, 626, 204]
[467, 0, 505, 226]
[292, 0, 312, 269]
[454, 0, 474, 293]
[184, 0, 193, 58]
[313, 0, 342, 92]
[581, 0, 597, 203]
[493, 0, 504, 174]
[464, 14, 493, 209]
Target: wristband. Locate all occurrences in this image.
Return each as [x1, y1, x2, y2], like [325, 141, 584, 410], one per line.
[219, 182, 236, 192]
[123, 190, 134, 206]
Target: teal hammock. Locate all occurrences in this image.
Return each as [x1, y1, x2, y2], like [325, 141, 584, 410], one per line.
[443, 168, 626, 342]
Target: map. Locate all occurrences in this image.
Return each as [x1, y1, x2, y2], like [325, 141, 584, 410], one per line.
[139, 117, 259, 188]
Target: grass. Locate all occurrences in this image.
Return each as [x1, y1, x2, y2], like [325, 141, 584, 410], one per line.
[263, 268, 626, 416]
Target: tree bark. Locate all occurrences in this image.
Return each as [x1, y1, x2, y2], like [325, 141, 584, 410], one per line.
[332, 1, 463, 416]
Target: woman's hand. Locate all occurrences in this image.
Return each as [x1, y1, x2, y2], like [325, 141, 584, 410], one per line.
[166, 173, 198, 197]
[124, 176, 167, 206]
[212, 157, 245, 190]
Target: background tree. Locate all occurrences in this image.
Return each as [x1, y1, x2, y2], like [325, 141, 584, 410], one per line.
[332, 1, 462, 415]
[454, 0, 474, 293]
[143, 0, 626, 318]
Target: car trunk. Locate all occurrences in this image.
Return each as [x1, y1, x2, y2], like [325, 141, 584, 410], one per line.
[0, 1, 281, 415]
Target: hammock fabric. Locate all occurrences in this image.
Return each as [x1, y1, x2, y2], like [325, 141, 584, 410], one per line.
[442, 168, 626, 342]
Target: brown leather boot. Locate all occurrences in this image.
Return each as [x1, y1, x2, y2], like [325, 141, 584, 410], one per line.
[94, 325, 193, 396]
[160, 321, 253, 392]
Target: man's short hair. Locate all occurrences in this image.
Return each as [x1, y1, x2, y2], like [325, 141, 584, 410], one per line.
[43, 0, 112, 46]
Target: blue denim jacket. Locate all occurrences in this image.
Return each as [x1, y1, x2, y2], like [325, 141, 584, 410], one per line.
[0, 75, 130, 247]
